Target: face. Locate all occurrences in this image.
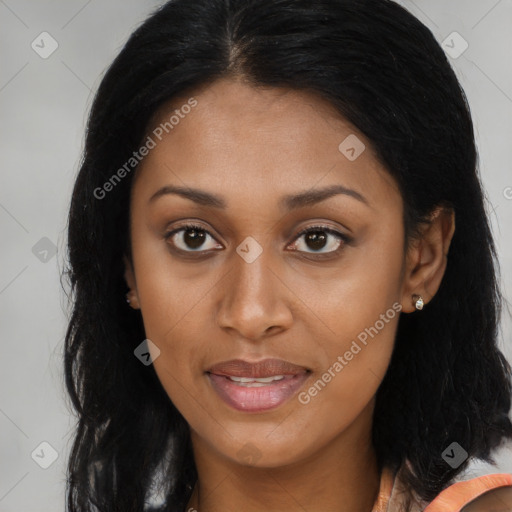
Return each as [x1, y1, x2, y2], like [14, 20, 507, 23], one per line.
[125, 77, 409, 468]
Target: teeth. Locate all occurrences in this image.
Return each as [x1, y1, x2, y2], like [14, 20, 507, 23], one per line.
[228, 375, 285, 386]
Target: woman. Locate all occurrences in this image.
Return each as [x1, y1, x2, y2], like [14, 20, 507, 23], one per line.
[63, 0, 512, 510]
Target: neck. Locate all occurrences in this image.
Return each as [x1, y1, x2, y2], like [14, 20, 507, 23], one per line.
[186, 401, 380, 512]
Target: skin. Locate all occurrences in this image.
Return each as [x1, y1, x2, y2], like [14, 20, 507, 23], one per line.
[461, 486, 512, 511]
[124, 76, 456, 512]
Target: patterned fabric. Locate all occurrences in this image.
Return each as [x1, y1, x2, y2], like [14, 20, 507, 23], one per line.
[371, 464, 512, 512]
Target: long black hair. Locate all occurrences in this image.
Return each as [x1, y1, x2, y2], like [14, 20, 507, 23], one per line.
[63, 0, 512, 510]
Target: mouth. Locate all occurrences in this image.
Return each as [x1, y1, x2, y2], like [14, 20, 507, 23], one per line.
[206, 358, 311, 412]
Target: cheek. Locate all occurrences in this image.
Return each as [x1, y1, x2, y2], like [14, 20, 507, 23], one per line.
[293, 304, 400, 444]
[129, 233, 207, 404]
[297, 225, 403, 408]
[296, 219, 404, 345]
[131, 220, 210, 340]
[143, 304, 214, 424]
[307, 314, 399, 408]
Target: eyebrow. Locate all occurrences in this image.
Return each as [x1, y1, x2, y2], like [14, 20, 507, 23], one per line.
[149, 184, 369, 210]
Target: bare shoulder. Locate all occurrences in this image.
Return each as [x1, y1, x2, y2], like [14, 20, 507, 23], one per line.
[460, 485, 512, 512]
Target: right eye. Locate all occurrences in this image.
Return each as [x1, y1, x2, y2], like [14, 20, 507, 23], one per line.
[164, 223, 223, 253]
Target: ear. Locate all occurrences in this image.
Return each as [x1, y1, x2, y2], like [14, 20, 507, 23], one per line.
[400, 205, 455, 313]
[124, 255, 141, 309]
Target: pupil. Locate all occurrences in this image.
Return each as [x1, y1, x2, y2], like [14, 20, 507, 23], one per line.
[306, 231, 327, 251]
[184, 228, 205, 249]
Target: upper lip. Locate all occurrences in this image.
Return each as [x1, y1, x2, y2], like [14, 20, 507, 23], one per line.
[207, 358, 309, 378]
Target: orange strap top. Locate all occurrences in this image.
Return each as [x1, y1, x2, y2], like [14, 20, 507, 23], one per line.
[371, 465, 512, 512]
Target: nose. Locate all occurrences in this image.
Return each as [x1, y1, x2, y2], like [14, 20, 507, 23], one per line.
[215, 244, 294, 341]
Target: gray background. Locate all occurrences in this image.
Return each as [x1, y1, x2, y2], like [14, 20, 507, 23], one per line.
[1, 0, 511, 510]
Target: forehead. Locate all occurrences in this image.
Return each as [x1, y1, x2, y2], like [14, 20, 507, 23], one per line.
[133, 77, 400, 212]
[147, 77, 361, 156]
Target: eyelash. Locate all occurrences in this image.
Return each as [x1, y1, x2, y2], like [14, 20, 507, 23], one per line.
[164, 222, 351, 259]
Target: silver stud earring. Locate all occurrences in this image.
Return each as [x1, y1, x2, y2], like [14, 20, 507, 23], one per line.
[126, 294, 131, 304]
[412, 294, 424, 310]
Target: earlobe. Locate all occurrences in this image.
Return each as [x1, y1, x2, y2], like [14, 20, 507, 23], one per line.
[123, 255, 141, 309]
[400, 206, 455, 313]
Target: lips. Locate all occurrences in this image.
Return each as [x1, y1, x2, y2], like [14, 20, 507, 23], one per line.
[207, 358, 309, 378]
[206, 358, 311, 412]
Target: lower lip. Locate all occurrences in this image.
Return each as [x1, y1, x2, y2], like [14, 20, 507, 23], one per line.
[207, 372, 310, 412]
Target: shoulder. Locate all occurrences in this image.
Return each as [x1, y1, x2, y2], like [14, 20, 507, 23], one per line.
[460, 485, 512, 511]
[387, 464, 512, 512]
[420, 472, 512, 512]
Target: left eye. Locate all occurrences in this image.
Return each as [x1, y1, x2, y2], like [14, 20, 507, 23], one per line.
[164, 224, 348, 255]
[289, 226, 348, 254]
